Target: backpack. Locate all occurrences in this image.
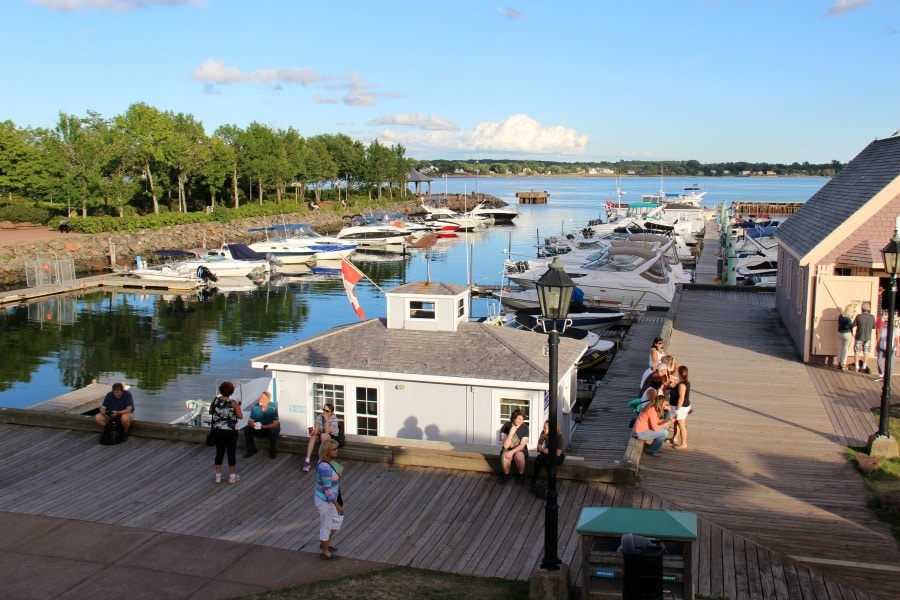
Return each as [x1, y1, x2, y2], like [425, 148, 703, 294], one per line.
[532, 479, 548, 499]
[100, 417, 127, 445]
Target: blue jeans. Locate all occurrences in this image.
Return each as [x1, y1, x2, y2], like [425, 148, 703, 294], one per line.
[635, 427, 669, 454]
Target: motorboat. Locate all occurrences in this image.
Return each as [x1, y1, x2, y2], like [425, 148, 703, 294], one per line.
[177, 244, 271, 279]
[248, 223, 357, 263]
[335, 220, 410, 253]
[512, 305, 627, 331]
[469, 202, 519, 223]
[419, 201, 488, 231]
[506, 246, 676, 310]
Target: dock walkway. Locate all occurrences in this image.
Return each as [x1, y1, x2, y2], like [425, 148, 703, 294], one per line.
[2, 215, 899, 599]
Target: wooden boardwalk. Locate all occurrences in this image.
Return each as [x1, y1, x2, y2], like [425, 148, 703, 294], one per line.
[638, 288, 900, 599]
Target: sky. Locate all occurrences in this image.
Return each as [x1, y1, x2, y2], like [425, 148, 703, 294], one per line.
[1, 0, 898, 165]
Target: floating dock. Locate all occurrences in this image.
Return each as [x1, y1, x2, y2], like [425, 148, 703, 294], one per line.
[516, 190, 549, 204]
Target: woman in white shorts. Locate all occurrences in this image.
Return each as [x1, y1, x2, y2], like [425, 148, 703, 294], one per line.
[669, 365, 691, 449]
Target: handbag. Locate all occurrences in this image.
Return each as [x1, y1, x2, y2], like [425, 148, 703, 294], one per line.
[205, 424, 215, 446]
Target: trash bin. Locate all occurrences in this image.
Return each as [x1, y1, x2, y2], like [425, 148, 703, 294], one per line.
[620, 533, 665, 600]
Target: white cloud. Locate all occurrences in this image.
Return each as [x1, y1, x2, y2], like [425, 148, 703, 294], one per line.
[191, 59, 325, 87]
[30, 0, 202, 11]
[192, 62, 400, 106]
[368, 113, 458, 131]
[500, 7, 523, 20]
[376, 113, 589, 157]
[826, 0, 870, 17]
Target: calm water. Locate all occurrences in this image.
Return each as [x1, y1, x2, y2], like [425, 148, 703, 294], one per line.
[1, 176, 827, 421]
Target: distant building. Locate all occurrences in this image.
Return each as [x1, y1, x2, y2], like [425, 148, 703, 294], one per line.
[251, 282, 586, 448]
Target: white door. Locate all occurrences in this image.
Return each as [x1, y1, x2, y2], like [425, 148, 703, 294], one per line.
[812, 272, 880, 358]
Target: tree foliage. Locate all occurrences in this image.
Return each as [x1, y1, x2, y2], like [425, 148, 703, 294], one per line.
[0, 104, 842, 222]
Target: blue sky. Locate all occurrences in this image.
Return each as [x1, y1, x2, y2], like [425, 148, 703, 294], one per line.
[2, 0, 898, 164]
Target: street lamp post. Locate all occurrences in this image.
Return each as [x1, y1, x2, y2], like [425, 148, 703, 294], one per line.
[871, 226, 900, 457]
[535, 257, 575, 572]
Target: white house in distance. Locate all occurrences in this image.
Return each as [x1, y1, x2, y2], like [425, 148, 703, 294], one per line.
[250, 281, 586, 450]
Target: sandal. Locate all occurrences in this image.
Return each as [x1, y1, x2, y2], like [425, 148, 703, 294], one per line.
[319, 553, 340, 561]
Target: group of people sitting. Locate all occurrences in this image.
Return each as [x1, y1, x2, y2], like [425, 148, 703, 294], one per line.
[632, 337, 692, 457]
[495, 408, 566, 494]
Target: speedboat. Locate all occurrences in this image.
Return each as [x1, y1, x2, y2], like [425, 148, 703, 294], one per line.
[507, 246, 676, 310]
[335, 221, 409, 253]
[248, 223, 357, 263]
[177, 244, 271, 279]
[469, 202, 519, 223]
[419, 202, 488, 231]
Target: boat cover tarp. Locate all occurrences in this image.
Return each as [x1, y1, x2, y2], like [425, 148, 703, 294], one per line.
[226, 243, 267, 261]
[154, 249, 194, 258]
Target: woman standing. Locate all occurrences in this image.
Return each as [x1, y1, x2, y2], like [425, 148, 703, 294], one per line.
[670, 365, 692, 449]
[210, 381, 243, 484]
[836, 304, 855, 369]
[314, 439, 344, 560]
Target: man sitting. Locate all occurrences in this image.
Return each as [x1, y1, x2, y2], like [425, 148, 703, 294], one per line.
[244, 391, 281, 458]
[94, 382, 135, 434]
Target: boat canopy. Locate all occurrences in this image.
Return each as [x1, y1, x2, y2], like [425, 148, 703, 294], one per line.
[225, 243, 267, 261]
[154, 249, 194, 258]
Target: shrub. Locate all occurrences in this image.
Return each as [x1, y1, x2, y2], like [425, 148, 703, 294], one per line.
[0, 204, 50, 224]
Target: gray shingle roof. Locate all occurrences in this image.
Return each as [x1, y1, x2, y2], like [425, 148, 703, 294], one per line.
[252, 318, 588, 385]
[775, 136, 900, 258]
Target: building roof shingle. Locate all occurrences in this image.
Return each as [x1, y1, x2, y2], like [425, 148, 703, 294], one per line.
[252, 318, 588, 386]
[775, 136, 900, 259]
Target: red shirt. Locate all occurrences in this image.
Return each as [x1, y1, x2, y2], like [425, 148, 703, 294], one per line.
[634, 406, 664, 433]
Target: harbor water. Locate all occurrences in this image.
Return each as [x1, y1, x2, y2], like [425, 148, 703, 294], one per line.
[0, 176, 828, 422]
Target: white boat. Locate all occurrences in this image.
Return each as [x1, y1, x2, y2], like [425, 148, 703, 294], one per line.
[419, 201, 488, 231]
[506, 246, 676, 310]
[178, 244, 271, 279]
[335, 222, 409, 253]
[469, 202, 519, 223]
[248, 223, 357, 263]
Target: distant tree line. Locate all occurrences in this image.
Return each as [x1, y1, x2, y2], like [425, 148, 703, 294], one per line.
[0, 104, 412, 218]
[414, 158, 842, 178]
[0, 103, 841, 221]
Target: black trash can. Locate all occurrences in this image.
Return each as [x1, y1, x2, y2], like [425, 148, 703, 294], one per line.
[620, 533, 665, 600]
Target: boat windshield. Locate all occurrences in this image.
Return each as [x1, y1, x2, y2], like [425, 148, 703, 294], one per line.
[639, 257, 670, 284]
[582, 251, 648, 272]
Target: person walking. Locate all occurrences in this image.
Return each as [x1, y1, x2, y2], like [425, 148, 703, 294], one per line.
[874, 314, 900, 382]
[835, 304, 856, 369]
[314, 439, 344, 561]
[210, 381, 243, 484]
[853, 302, 877, 373]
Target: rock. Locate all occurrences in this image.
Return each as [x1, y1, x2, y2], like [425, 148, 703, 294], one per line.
[856, 453, 883, 474]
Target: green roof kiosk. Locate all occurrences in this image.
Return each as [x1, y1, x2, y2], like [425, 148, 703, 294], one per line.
[576, 507, 697, 600]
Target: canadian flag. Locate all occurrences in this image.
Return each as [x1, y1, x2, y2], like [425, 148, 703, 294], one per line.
[341, 258, 366, 320]
[605, 199, 614, 209]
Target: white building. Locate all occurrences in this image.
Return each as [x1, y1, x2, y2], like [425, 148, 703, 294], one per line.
[250, 282, 586, 449]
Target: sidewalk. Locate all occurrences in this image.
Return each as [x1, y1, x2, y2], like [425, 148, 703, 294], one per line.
[1, 511, 389, 600]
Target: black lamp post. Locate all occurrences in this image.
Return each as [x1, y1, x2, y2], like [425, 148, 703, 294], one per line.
[535, 256, 575, 572]
[877, 229, 900, 439]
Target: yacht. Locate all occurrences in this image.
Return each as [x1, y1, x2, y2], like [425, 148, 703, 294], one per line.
[248, 223, 357, 263]
[506, 246, 676, 310]
[469, 202, 520, 223]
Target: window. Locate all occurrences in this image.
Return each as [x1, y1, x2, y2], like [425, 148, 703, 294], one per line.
[498, 398, 530, 441]
[355, 386, 378, 436]
[409, 300, 435, 320]
[313, 383, 345, 429]
[457, 297, 465, 318]
[834, 267, 851, 276]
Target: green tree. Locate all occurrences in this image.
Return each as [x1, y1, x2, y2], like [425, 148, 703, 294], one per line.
[213, 124, 244, 208]
[116, 103, 175, 215]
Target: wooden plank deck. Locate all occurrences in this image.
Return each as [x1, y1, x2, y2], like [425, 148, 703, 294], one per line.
[0, 417, 888, 600]
[636, 288, 900, 599]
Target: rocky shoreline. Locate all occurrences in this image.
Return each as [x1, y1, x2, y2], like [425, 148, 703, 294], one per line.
[0, 194, 505, 288]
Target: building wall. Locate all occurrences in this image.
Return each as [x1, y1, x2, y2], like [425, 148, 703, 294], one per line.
[267, 369, 543, 448]
[776, 249, 807, 358]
